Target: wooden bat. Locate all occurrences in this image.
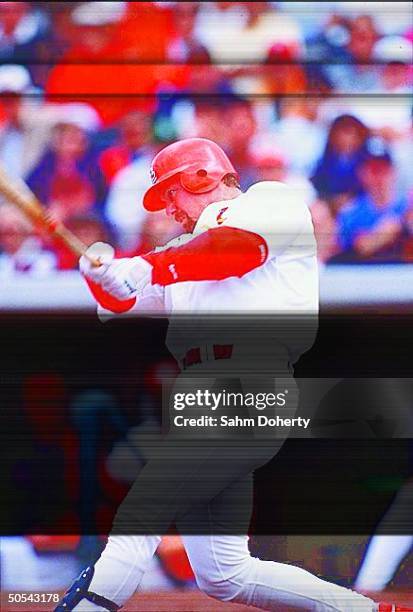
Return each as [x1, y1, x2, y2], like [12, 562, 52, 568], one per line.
[0, 164, 100, 266]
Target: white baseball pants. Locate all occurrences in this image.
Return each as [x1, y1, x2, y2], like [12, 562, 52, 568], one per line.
[73, 370, 375, 610]
[73, 532, 375, 611]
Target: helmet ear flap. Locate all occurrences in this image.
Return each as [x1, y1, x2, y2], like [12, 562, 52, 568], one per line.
[180, 168, 218, 194]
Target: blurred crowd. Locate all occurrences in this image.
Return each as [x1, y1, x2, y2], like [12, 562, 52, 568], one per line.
[0, 1, 412, 276]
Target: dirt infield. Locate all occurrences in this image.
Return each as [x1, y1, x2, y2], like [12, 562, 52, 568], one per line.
[2, 590, 413, 611]
[123, 591, 413, 611]
[2, 591, 248, 611]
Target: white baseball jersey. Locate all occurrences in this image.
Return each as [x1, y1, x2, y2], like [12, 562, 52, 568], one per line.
[136, 181, 318, 315]
[99, 181, 319, 364]
[130, 181, 319, 365]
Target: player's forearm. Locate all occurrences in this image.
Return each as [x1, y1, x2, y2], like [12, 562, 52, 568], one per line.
[142, 226, 268, 286]
[81, 227, 268, 312]
[85, 278, 137, 313]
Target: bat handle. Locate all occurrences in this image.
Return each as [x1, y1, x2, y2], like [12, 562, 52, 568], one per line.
[49, 220, 102, 267]
[0, 164, 104, 268]
[85, 253, 103, 268]
[80, 241, 115, 269]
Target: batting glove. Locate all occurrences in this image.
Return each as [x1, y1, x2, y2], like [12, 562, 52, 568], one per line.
[79, 242, 152, 301]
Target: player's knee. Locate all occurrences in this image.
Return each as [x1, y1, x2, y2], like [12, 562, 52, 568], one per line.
[194, 557, 254, 602]
[196, 574, 242, 601]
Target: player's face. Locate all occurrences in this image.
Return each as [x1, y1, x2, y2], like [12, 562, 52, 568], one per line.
[163, 184, 209, 232]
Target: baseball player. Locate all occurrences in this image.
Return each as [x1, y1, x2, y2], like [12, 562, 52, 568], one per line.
[355, 476, 413, 593]
[56, 139, 407, 611]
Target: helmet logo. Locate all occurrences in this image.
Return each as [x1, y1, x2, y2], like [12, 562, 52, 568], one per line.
[150, 166, 157, 185]
[216, 207, 228, 225]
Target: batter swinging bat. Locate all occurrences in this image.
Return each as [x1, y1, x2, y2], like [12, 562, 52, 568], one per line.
[0, 164, 99, 266]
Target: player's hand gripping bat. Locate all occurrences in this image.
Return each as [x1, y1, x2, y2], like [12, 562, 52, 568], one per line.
[0, 164, 100, 267]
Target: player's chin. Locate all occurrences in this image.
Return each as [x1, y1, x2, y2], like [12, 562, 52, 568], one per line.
[185, 217, 197, 233]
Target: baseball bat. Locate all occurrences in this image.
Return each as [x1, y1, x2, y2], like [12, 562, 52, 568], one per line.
[0, 164, 100, 266]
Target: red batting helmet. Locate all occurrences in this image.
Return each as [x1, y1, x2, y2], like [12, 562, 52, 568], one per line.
[143, 138, 238, 212]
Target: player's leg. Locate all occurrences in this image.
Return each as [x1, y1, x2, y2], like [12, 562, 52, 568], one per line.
[56, 441, 274, 611]
[57, 535, 161, 611]
[354, 534, 413, 593]
[178, 477, 377, 611]
[184, 534, 379, 611]
[354, 477, 413, 592]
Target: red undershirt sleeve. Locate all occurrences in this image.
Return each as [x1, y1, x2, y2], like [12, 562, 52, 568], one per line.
[85, 279, 137, 313]
[142, 226, 268, 286]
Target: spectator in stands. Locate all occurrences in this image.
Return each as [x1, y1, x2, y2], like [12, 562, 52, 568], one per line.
[98, 110, 154, 186]
[0, 65, 32, 179]
[162, 3, 232, 102]
[45, 2, 150, 126]
[0, 66, 92, 182]
[190, 98, 231, 148]
[262, 42, 307, 95]
[347, 15, 379, 68]
[0, 66, 97, 183]
[42, 2, 78, 57]
[26, 105, 105, 223]
[333, 15, 380, 93]
[194, 1, 247, 59]
[14, 4, 69, 90]
[392, 111, 413, 198]
[166, 2, 208, 62]
[0, 2, 49, 64]
[373, 35, 413, 94]
[0, 2, 411, 272]
[104, 154, 152, 250]
[305, 12, 352, 67]
[222, 96, 259, 189]
[196, 1, 302, 63]
[312, 114, 370, 213]
[0, 2, 65, 89]
[402, 196, 413, 262]
[248, 138, 316, 205]
[341, 35, 413, 141]
[336, 1, 411, 36]
[334, 139, 409, 263]
[45, 3, 190, 127]
[54, 214, 112, 270]
[195, 1, 247, 39]
[112, 1, 172, 62]
[0, 204, 56, 276]
[185, 53, 233, 96]
[65, 1, 127, 60]
[273, 98, 326, 177]
[310, 198, 340, 264]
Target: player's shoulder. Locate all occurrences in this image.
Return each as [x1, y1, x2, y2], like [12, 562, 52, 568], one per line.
[246, 180, 290, 195]
[236, 181, 308, 219]
[245, 181, 306, 203]
[194, 181, 308, 233]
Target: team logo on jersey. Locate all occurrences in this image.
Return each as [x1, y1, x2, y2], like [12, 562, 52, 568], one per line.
[216, 207, 228, 225]
[150, 166, 157, 184]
